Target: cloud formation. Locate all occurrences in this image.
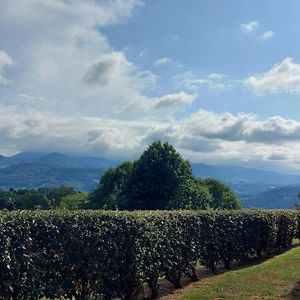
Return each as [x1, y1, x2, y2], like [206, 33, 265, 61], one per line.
[0, 50, 13, 84]
[1, 103, 300, 171]
[245, 57, 300, 95]
[123, 91, 197, 114]
[174, 71, 232, 94]
[0, 1, 298, 173]
[0, 0, 158, 118]
[257, 30, 274, 41]
[154, 57, 173, 67]
[240, 21, 259, 33]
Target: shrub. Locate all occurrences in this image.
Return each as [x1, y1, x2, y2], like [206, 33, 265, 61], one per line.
[0, 210, 299, 299]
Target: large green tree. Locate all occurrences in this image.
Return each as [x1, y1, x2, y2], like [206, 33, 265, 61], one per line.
[89, 141, 241, 211]
[123, 141, 193, 210]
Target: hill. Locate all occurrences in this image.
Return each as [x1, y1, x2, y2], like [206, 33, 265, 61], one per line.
[192, 163, 300, 185]
[0, 152, 300, 208]
[241, 184, 300, 209]
[0, 152, 119, 191]
[0, 163, 103, 191]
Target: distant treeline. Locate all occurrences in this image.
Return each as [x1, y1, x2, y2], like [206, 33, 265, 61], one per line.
[0, 186, 87, 210]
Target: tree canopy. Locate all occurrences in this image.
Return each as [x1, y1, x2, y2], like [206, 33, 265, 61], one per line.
[89, 141, 241, 211]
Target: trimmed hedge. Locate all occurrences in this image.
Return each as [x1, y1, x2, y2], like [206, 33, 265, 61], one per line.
[0, 210, 299, 299]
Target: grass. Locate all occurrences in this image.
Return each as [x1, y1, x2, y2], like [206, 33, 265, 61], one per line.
[179, 245, 300, 300]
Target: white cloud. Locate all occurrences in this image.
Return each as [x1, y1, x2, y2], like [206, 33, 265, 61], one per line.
[123, 91, 197, 114]
[154, 57, 173, 67]
[18, 94, 47, 103]
[208, 73, 226, 80]
[266, 147, 293, 161]
[240, 21, 259, 33]
[81, 51, 156, 89]
[257, 30, 274, 41]
[0, 0, 150, 118]
[0, 1, 299, 173]
[174, 71, 232, 94]
[1, 104, 300, 171]
[0, 50, 13, 84]
[184, 110, 300, 143]
[245, 57, 300, 95]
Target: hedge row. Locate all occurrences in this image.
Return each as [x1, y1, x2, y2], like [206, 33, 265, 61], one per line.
[0, 210, 299, 300]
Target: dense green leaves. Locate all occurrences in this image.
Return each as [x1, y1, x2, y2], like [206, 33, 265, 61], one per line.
[90, 141, 241, 210]
[0, 210, 298, 299]
[201, 178, 242, 209]
[88, 161, 133, 209]
[123, 141, 192, 210]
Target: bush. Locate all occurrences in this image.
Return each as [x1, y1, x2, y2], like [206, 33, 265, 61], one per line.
[0, 210, 299, 299]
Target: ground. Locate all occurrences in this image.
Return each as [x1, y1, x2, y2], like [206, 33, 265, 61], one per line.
[160, 244, 300, 300]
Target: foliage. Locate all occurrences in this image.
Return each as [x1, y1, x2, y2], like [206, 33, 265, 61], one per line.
[0, 186, 79, 210]
[0, 189, 16, 209]
[88, 161, 133, 209]
[90, 141, 240, 210]
[174, 178, 213, 210]
[59, 192, 88, 210]
[0, 210, 298, 299]
[123, 141, 193, 210]
[201, 178, 241, 209]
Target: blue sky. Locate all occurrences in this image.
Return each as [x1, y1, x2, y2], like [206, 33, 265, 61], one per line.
[1, 0, 300, 173]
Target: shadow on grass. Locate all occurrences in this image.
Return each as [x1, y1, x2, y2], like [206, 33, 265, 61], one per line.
[289, 281, 300, 299]
[141, 252, 283, 299]
[141, 243, 300, 299]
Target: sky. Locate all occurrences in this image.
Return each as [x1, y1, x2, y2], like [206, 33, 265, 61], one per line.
[1, 0, 300, 173]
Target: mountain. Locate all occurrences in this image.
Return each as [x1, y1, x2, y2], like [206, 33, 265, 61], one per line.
[0, 163, 103, 191]
[241, 184, 300, 209]
[0, 152, 119, 191]
[0, 152, 120, 169]
[0, 152, 299, 208]
[192, 163, 300, 209]
[192, 163, 300, 185]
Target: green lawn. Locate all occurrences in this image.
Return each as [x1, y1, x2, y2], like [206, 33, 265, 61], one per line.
[181, 246, 300, 300]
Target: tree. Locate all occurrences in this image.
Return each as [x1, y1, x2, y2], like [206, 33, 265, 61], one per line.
[89, 161, 133, 209]
[0, 189, 16, 210]
[15, 189, 50, 210]
[39, 186, 76, 208]
[173, 178, 212, 210]
[88, 141, 242, 211]
[202, 178, 241, 210]
[59, 192, 88, 210]
[123, 141, 193, 210]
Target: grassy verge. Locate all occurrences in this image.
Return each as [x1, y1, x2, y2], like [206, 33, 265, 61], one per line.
[179, 246, 300, 300]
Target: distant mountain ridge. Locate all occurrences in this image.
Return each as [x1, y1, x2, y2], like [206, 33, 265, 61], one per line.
[0, 152, 299, 208]
[242, 184, 300, 209]
[192, 163, 300, 185]
[0, 152, 120, 169]
[0, 152, 120, 191]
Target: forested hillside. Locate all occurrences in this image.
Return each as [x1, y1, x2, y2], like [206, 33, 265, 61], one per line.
[0, 151, 299, 208]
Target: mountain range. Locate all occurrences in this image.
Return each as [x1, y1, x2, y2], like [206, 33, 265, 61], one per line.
[0, 152, 299, 209]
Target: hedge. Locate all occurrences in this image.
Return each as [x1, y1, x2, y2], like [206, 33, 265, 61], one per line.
[0, 210, 299, 299]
